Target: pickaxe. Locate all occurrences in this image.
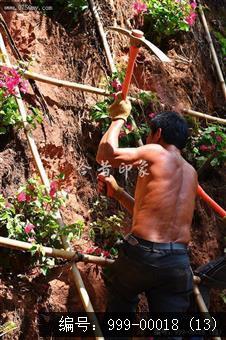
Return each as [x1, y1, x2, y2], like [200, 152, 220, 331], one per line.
[108, 26, 171, 99]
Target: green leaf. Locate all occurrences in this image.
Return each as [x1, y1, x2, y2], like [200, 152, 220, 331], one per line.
[0, 127, 7, 134]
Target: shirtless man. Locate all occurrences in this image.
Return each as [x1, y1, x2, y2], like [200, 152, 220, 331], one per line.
[96, 95, 198, 313]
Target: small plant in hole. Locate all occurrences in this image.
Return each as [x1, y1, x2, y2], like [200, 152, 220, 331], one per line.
[91, 71, 158, 147]
[214, 31, 226, 58]
[132, 0, 197, 41]
[87, 197, 125, 258]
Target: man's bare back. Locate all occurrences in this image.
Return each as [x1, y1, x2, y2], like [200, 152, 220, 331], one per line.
[132, 144, 198, 244]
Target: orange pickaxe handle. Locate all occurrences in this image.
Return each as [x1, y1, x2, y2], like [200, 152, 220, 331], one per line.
[197, 184, 226, 218]
[122, 45, 140, 99]
[122, 30, 144, 100]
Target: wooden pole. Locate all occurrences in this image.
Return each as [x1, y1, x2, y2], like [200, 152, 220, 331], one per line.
[88, 0, 116, 74]
[0, 34, 104, 340]
[183, 108, 226, 125]
[193, 284, 221, 340]
[0, 236, 114, 265]
[0, 62, 110, 97]
[198, 2, 226, 101]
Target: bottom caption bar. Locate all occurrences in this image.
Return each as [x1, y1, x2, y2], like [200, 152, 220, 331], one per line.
[38, 312, 226, 337]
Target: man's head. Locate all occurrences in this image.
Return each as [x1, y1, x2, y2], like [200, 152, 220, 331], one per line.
[147, 111, 189, 150]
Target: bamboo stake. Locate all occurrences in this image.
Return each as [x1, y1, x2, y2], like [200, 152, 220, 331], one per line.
[183, 108, 226, 125]
[193, 284, 221, 340]
[88, 0, 116, 74]
[197, 1, 226, 101]
[0, 236, 114, 265]
[1, 61, 225, 124]
[0, 34, 104, 340]
[0, 62, 110, 97]
[88, 0, 144, 147]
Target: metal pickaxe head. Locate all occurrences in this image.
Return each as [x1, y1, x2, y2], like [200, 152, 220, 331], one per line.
[108, 26, 171, 63]
[107, 26, 171, 99]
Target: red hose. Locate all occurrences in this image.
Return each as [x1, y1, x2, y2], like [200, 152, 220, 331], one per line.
[197, 184, 226, 218]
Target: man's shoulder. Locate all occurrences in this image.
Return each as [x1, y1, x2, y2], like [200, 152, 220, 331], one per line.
[139, 144, 165, 154]
[138, 144, 165, 162]
[183, 158, 198, 179]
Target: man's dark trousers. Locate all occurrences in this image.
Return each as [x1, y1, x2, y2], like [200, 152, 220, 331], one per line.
[107, 234, 193, 313]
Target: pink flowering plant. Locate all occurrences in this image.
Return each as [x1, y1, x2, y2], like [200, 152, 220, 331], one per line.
[132, 1, 148, 27]
[139, 0, 197, 39]
[0, 66, 42, 134]
[187, 124, 226, 168]
[0, 176, 84, 273]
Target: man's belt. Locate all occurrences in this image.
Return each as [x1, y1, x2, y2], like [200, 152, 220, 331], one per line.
[124, 233, 188, 251]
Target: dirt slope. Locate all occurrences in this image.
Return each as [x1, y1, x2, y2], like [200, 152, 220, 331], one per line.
[0, 0, 225, 338]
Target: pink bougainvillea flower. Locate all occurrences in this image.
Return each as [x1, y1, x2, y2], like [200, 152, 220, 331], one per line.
[10, 68, 20, 78]
[5, 76, 20, 95]
[0, 66, 10, 72]
[148, 112, 156, 119]
[24, 223, 35, 234]
[216, 135, 222, 143]
[94, 247, 102, 256]
[111, 79, 122, 92]
[19, 80, 28, 94]
[199, 144, 209, 152]
[190, 1, 197, 9]
[211, 144, 216, 151]
[185, 12, 197, 26]
[125, 123, 132, 131]
[50, 181, 58, 198]
[102, 250, 111, 258]
[17, 191, 27, 202]
[86, 247, 96, 254]
[132, 1, 147, 15]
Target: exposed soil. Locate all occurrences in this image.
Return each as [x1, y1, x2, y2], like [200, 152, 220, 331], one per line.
[0, 0, 226, 339]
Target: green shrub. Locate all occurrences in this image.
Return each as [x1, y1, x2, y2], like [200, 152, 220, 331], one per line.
[186, 124, 226, 168]
[214, 31, 226, 57]
[0, 176, 84, 274]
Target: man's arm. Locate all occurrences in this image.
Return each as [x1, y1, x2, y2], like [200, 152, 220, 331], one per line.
[96, 119, 162, 167]
[97, 174, 134, 215]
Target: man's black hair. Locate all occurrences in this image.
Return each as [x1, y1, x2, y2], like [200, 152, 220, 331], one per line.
[150, 111, 189, 150]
